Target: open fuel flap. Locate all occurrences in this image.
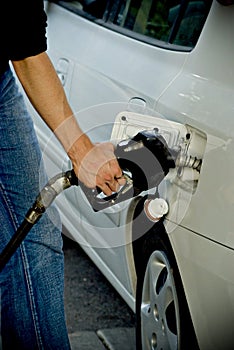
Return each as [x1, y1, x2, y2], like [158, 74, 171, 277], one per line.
[111, 111, 207, 231]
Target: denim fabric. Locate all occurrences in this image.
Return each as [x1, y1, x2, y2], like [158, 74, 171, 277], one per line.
[0, 68, 71, 349]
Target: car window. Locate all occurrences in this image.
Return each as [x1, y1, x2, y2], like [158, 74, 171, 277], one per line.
[50, 0, 109, 19]
[50, 0, 212, 49]
[111, 0, 212, 48]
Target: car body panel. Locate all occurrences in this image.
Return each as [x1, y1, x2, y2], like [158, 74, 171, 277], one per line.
[156, 1, 234, 248]
[168, 224, 234, 349]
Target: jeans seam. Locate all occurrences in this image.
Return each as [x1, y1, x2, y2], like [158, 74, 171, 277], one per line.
[19, 245, 44, 349]
[0, 180, 44, 349]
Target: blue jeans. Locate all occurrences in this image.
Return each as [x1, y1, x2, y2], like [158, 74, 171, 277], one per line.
[0, 68, 71, 349]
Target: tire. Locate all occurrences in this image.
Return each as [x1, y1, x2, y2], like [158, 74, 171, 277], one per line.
[133, 199, 199, 350]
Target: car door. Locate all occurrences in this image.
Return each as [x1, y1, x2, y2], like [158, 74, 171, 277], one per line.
[43, 0, 211, 303]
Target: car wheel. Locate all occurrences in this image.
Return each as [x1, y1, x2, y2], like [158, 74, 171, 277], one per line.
[133, 199, 199, 350]
[137, 246, 181, 349]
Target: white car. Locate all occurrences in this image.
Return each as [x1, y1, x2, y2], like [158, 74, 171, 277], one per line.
[27, 0, 234, 349]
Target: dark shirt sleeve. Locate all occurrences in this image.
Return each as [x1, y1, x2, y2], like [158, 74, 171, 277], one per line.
[5, 0, 47, 60]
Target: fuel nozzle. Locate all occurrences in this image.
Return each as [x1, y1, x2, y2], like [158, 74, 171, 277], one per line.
[81, 129, 178, 211]
[116, 129, 177, 193]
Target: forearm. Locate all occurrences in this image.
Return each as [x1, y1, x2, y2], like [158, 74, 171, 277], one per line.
[12, 52, 93, 156]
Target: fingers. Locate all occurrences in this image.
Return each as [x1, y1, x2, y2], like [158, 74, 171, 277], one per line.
[115, 174, 126, 186]
[95, 158, 124, 195]
[92, 143, 125, 194]
[73, 142, 126, 196]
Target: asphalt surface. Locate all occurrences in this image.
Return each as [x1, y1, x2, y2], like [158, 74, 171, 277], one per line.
[63, 235, 136, 350]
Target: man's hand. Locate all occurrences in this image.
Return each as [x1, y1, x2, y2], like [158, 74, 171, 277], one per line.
[69, 140, 125, 196]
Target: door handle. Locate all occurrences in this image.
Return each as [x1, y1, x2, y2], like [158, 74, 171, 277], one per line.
[56, 58, 69, 86]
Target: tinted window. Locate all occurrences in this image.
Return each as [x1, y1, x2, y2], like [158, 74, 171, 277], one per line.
[111, 0, 212, 48]
[51, 0, 109, 19]
[51, 0, 212, 49]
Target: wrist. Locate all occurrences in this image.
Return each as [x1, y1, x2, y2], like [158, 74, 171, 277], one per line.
[67, 133, 93, 166]
[54, 115, 91, 154]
